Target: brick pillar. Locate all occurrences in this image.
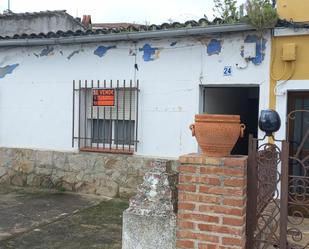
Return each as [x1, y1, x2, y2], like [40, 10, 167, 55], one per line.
[176, 154, 247, 249]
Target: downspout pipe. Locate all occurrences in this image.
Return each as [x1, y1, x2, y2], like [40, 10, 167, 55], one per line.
[0, 24, 255, 47]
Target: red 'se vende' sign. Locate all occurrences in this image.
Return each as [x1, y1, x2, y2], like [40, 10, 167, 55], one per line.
[92, 89, 115, 107]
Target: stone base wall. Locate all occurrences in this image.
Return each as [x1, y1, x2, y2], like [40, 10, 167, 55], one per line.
[0, 147, 178, 198]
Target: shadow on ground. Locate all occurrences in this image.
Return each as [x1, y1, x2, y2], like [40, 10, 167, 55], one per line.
[0, 186, 128, 249]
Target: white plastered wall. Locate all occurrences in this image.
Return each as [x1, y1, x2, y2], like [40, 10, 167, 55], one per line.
[0, 31, 271, 158]
[201, 31, 272, 139]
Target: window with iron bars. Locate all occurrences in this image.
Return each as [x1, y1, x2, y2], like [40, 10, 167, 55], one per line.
[72, 80, 139, 154]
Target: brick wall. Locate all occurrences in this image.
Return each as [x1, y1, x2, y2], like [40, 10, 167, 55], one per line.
[176, 154, 247, 249]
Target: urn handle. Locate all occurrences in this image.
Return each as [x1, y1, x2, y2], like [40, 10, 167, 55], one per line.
[240, 124, 246, 138]
[189, 124, 196, 137]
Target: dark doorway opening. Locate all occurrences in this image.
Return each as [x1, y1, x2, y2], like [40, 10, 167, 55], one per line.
[202, 86, 260, 155]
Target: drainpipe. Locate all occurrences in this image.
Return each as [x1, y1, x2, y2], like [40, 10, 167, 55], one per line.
[0, 24, 255, 47]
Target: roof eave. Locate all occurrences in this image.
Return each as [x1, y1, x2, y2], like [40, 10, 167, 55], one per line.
[0, 23, 256, 47]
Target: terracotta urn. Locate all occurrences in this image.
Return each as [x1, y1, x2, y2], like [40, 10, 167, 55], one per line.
[190, 114, 246, 157]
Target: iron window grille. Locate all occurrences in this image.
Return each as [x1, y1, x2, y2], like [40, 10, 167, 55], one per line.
[72, 80, 139, 154]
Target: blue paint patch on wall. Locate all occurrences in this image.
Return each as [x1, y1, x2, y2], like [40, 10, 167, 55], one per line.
[40, 46, 54, 57]
[67, 50, 80, 60]
[241, 35, 267, 65]
[170, 41, 177, 46]
[139, 44, 160, 62]
[93, 46, 116, 57]
[207, 39, 222, 56]
[0, 64, 19, 78]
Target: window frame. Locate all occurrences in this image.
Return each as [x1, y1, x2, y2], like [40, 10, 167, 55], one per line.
[72, 80, 139, 154]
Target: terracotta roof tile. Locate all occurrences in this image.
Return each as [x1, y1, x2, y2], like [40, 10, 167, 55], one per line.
[0, 17, 253, 40]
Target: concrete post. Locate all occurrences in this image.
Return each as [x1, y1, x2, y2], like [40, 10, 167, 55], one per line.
[122, 160, 178, 249]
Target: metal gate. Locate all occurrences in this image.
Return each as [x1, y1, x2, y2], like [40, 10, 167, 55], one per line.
[247, 110, 309, 249]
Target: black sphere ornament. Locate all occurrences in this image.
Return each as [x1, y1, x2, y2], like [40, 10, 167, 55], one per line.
[258, 109, 281, 136]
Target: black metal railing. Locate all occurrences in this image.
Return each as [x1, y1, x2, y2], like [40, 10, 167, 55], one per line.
[72, 79, 139, 154]
[246, 135, 288, 249]
[247, 110, 309, 249]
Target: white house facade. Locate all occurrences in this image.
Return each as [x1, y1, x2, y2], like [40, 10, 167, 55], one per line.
[0, 20, 272, 197]
[0, 23, 271, 158]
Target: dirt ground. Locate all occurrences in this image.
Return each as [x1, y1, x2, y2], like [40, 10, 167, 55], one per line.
[0, 186, 128, 249]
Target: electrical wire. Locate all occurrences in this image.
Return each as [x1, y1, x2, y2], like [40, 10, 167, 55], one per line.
[89, 43, 198, 51]
[270, 35, 296, 96]
[235, 59, 249, 70]
[199, 45, 205, 84]
[271, 61, 288, 81]
[274, 61, 296, 96]
[133, 43, 138, 84]
[270, 37, 289, 81]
